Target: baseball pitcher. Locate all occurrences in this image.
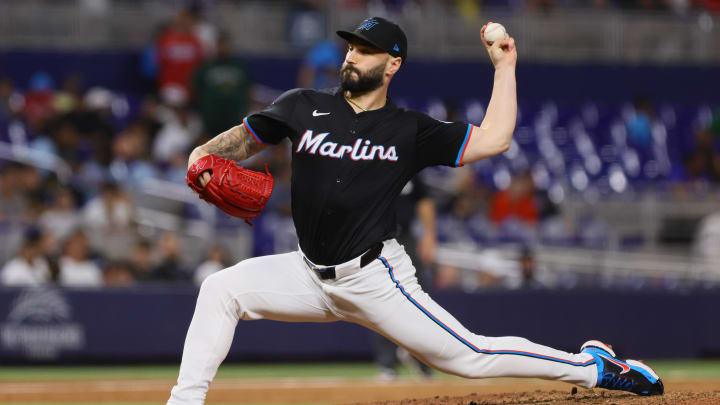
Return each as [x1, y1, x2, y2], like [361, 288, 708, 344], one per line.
[169, 17, 663, 404]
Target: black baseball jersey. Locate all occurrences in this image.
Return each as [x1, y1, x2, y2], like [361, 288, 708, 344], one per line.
[245, 87, 471, 265]
[395, 176, 429, 237]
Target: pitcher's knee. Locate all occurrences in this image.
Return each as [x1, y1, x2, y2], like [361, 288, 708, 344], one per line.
[199, 270, 229, 297]
[198, 263, 246, 301]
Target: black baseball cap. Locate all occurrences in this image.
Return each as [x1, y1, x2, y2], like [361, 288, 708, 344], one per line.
[337, 17, 407, 62]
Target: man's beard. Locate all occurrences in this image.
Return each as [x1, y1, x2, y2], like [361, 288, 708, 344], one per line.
[340, 63, 385, 94]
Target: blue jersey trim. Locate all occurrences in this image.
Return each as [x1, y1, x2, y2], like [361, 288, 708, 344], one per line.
[377, 256, 595, 367]
[454, 124, 472, 167]
[243, 117, 268, 145]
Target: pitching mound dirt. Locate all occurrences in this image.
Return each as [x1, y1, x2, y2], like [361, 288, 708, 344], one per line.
[1, 377, 718, 403]
[351, 389, 720, 405]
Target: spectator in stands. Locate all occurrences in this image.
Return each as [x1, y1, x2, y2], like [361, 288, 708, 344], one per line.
[83, 182, 135, 231]
[23, 193, 46, 229]
[140, 25, 165, 94]
[150, 231, 188, 282]
[48, 119, 86, 169]
[48, 86, 115, 177]
[81, 87, 117, 167]
[82, 182, 137, 259]
[516, 247, 548, 289]
[53, 74, 84, 116]
[153, 85, 202, 164]
[103, 260, 135, 287]
[110, 120, 160, 187]
[626, 95, 655, 152]
[192, 32, 253, 137]
[671, 127, 720, 192]
[296, 38, 342, 89]
[0, 227, 51, 286]
[188, 1, 219, 58]
[22, 72, 55, 133]
[39, 186, 81, 241]
[156, 7, 205, 96]
[0, 163, 25, 223]
[0, 164, 49, 231]
[58, 228, 103, 287]
[490, 172, 538, 226]
[0, 77, 18, 122]
[687, 128, 720, 183]
[438, 188, 492, 244]
[137, 95, 164, 141]
[131, 239, 154, 281]
[193, 243, 228, 286]
[18, 164, 47, 224]
[434, 189, 493, 291]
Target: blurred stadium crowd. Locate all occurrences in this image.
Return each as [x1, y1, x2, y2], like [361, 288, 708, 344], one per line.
[7, 0, 720, 14]
[1, 1, 719, 291]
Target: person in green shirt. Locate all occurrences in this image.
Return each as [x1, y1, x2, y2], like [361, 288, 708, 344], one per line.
[192, 33, 252, 137]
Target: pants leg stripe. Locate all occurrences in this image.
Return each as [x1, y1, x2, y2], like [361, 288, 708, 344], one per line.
[377, 256, 595, 368]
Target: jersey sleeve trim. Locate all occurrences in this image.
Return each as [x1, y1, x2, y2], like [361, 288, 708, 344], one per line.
[243, 117, 269, 145]
[454, 124, 473, 167]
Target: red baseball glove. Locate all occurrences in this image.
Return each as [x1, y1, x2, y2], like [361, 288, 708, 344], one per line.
[186, 154, 274, 225]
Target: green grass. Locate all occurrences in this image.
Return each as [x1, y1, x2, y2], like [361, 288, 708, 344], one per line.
[0, 362, 406, 381]
[646, 359, 720, 379]
[1, 361, 719, 405]
[0, 359, 719, 382]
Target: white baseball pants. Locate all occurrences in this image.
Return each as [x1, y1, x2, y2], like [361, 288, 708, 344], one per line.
[167, 239, 597, 404]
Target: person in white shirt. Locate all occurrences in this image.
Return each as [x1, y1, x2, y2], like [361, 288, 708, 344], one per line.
[39, 187, 81, 241]
[58, 229, 103, 287]
[0, 228, 51, 286]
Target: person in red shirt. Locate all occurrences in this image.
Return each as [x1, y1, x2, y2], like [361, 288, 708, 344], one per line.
[490, 171, 538, 225]
[156, 8, 204, 96]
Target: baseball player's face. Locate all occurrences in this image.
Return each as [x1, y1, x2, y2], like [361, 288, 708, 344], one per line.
[341, 42, 389, 94]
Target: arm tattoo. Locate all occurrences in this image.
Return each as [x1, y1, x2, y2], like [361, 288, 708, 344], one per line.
[198, 124, 268, 161]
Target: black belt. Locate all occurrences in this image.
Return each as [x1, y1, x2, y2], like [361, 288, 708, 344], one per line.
[302, 242, 384, 280]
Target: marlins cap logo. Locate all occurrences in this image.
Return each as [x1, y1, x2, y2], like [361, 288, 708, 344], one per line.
[358, 18, 379, 31]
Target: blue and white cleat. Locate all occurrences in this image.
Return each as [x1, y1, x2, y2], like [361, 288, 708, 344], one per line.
[581, 340, 664, 396]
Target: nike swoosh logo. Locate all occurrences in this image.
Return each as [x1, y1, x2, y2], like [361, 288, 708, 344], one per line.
[312, 110, 330, 116]
[599, 354, 631, 374]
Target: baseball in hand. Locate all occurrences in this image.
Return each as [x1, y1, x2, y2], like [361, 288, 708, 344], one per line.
[483, 22, 508, 45]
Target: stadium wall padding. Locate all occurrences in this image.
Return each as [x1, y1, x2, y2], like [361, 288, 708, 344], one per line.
[1, 51, 719, 103]
[0, 286, 718, 363]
